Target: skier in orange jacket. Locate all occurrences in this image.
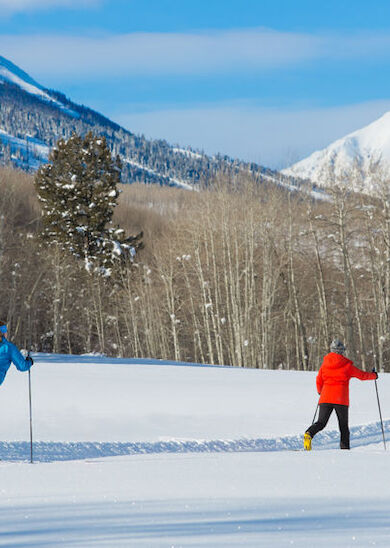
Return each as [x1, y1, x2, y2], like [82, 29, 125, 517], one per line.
[304, 339, 377, 450]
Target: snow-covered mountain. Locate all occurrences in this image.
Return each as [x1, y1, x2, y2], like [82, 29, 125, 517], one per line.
[0, 55, 293, 190]
[282, 111, 390, 191]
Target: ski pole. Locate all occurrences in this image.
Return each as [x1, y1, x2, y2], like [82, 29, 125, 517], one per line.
[28, 352, 33, 464]
[373, 370, 386, 451]
[27, 300, 33, 464]
[312, 403, 319, 424]
[25, 277, 42, 465]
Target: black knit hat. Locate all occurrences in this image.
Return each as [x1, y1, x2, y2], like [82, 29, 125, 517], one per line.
[330, 339, 345, 354]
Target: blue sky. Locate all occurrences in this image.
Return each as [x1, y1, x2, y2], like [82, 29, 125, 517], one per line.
[1, 0, 390, 168]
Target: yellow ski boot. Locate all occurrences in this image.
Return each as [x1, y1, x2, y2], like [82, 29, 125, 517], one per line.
[303, 432, 312, 451]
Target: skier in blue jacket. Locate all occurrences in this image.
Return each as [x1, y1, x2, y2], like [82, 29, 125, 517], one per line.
[0, 322, 33, 385]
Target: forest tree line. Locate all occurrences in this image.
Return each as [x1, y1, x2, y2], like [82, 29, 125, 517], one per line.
[1, 161, 390, 371]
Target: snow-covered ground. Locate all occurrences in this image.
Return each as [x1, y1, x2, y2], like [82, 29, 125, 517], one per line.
[1, 353, 389, 546]
[0, 129, 49, 169]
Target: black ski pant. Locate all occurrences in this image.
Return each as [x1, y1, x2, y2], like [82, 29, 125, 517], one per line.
[306, 403, 350, 450]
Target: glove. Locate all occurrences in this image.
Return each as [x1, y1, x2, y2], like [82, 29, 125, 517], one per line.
[26, 356, 34, 367]
[372, 368, 378, 380]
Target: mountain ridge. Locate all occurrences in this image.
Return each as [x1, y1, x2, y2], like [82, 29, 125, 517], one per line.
[0, 54, 296, 191]
[0, 55, 44, 91]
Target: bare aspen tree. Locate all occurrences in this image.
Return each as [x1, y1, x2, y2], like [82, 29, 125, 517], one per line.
[376, 177, 390, 369]
[361, 201, 385, 370]
[90, 278, 106, 354]
[286, 197, 309, 370]
[193, 238, 216, 365]
[308, 209, 330, 350]
[221, 207, 247, 367]
[205, 218, 226, 365]
[51, 246, 67, 353]
[120, 269, 143, 356]
[179, 252, 206, 364]
[259, 221, 282, 369]
[332, 186, 366, 368]
[161, 269, 182, 362]
[240, 202, 258, 367]
[361, 166, 390, 370]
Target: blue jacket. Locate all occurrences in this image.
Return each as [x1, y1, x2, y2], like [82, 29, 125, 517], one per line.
[0, 337, 31, 385]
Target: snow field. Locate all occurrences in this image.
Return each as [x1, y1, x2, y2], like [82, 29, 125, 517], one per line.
[1, 451, 390, 546]
[0, 354, 389, 546]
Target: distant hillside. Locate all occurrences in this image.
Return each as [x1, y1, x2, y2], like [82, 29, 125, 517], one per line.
[0, 55, 295, 190]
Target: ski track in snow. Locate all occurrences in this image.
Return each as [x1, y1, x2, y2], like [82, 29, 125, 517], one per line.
[1, 420, 388, 463]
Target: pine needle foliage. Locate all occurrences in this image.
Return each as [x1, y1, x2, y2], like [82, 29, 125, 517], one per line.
[35, 132, 142, 275]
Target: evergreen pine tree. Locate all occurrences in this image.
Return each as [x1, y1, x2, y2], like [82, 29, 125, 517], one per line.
[35, 132, 142, 275]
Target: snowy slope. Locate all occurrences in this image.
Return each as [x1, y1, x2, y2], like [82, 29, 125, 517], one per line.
[0, 55, 47, 98]
[0, 55, 77, 116]
[0, 129, 49, 169]
[1, 353, 389, 546]
[122, 158, 196, 191]
[283, 110, 390, 190]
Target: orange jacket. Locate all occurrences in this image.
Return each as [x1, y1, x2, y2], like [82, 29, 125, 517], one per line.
[317, 352, 376, 406]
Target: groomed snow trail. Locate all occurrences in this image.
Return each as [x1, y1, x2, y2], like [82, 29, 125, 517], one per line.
[1, 419, 389, 462]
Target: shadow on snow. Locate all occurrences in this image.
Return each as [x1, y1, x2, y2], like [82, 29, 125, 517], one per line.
[1, 499, 390, 546]
[1, 420, 389, 463]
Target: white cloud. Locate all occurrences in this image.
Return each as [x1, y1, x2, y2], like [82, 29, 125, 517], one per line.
[2, 28, 390, 81]
[0, 0, 100, 15]
[114, 100, 390, 169]
[0, 29, 320, 78]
